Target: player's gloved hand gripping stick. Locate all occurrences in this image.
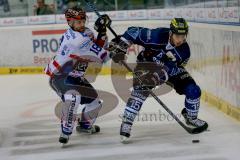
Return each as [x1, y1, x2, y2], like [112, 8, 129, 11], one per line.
[84, 0, 206, 134]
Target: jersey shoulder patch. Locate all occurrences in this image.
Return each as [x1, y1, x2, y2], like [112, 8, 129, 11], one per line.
[126, 27, 140, 40]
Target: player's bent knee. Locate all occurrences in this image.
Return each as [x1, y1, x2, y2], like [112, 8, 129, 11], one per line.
[185, 84, 201, 99]
[63, 90, 81, 101]
[81, 99, 102, 127]
[85, 99, 102, 110]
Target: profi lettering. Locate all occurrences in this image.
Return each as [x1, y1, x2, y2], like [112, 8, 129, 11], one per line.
[33, 39, 59, 53]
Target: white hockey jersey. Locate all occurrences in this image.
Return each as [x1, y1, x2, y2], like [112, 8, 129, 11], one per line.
[45, 28, 110, 77]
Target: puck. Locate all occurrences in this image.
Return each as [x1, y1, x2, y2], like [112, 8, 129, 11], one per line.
[192, 139, 200, 143]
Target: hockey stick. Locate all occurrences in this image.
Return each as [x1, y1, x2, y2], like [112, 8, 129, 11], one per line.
[84, 0, 206, 134]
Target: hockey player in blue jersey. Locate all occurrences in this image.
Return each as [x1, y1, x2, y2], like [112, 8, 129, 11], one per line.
[108, 18, 208, 142]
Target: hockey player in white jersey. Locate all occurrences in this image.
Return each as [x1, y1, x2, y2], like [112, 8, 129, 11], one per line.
[45, 6, 114, 144]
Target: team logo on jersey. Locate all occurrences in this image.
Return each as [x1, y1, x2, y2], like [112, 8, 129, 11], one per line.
[127, 27, 139, 40]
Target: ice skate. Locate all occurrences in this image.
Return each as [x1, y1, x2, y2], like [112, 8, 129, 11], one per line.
[181, 108, 208, 131]
[120, 121, 132, 143]
[76, 121, 100, 134]
[59, 133, 69, 145]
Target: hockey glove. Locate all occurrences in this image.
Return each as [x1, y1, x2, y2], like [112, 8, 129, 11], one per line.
[134, 69, 168, 89]
[94, 14, 112, 33]
[109, 36, 130, 63]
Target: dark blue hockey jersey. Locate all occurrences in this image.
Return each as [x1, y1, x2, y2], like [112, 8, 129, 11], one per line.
[122, 27, 190, 76]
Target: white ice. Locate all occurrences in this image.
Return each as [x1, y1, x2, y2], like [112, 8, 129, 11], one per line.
[0, 75, 240, 160]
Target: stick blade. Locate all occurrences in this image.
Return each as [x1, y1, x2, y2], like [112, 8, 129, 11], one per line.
[189, 123, 209, 134]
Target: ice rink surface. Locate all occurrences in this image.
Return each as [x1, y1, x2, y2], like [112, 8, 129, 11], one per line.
[0, 75, 240, 160]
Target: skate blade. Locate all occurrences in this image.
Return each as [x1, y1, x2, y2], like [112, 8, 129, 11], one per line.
[120, 136, 130, 144]
[60, 140, 69, 148]
[61, 143, 67, 148]
[76, 126, 100, 135]
[76, 128, 93, 134]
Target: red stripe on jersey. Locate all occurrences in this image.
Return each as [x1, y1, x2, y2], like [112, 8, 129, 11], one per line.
[46, 70, 53, 77]
[69, 54, 94, 62]
[44, 66, 53, 77]
[53, 60, 61, 70]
